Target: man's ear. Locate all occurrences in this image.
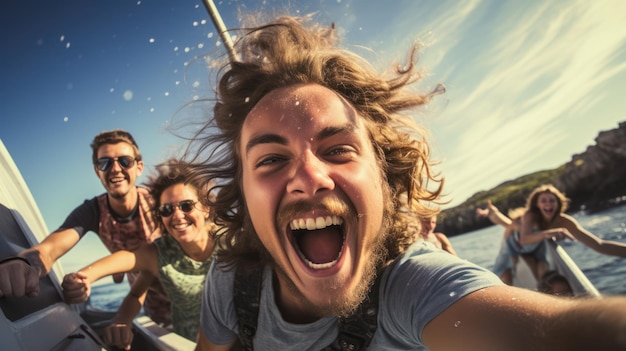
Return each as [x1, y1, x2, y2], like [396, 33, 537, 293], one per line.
[136, 160, 144, 175]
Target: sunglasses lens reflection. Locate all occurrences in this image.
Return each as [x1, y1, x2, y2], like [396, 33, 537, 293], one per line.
[158, 204, 174, 217]
[179, 200, 195, 212]
[96, 156, 135, 171]
[96, 159, 112, 171]
[158, 200, 195, 217]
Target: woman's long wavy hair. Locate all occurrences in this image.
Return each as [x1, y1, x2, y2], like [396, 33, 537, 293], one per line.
[185, 15, 444, 267]
[525, 184, 570, 229]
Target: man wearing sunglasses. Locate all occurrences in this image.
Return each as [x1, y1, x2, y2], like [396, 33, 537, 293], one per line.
[0, 129, 171, 326]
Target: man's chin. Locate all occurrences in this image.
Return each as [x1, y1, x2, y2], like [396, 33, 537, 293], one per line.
[296, 269, 374, 318]
[107, 185, 130, 199]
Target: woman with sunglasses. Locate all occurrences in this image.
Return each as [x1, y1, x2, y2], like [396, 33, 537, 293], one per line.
[61, 159, 218, 347]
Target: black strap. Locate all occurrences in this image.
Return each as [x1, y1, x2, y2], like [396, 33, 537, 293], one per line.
[234, 264, 382, 351]
[234, 264, 264, 351]
[322, 272, 382, 351]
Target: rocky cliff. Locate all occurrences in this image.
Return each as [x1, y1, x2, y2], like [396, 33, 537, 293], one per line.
[438, 121, 626, 236]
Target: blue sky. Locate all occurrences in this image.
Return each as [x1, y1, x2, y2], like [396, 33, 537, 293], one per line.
[2, 0, 625, 274]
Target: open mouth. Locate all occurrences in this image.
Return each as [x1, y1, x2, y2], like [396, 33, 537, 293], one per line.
[173, 223, 190, 230]
[109, 176, 126, 184]
[290, 215, 345, 269]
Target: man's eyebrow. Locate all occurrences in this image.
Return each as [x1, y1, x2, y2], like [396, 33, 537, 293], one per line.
[245, 133, 287, 154]
[317, 124, 356, 141]
[245, 123, 358, 154]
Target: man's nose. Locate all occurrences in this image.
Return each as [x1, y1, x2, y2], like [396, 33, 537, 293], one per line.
[109, 159, 124, 172]
[286, 153, 334, 196]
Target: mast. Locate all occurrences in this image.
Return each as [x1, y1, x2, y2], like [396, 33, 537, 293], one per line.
[201, 0, 238, 63]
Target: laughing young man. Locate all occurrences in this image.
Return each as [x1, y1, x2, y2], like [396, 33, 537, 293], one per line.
[0, 129, 171, 326]
[191, 16, 626, 351]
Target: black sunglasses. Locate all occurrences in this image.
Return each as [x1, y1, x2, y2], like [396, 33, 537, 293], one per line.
[158, 200, 197, 217]
[95, 156, 137, 172]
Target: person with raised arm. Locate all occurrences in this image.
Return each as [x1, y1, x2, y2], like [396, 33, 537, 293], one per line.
[521, 184, 626, 258]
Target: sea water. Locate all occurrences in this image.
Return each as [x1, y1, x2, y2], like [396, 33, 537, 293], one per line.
[90, 204, 626, 311]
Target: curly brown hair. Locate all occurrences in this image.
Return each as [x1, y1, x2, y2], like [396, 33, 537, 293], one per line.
[145, 158, 216, 234]
[185, 15, 444, 267]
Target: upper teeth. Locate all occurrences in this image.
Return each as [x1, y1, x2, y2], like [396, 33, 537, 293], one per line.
[290, 216, 343, 230]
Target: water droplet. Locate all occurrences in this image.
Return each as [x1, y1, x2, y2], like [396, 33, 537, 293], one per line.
[123, 90, 133, 101]
[449, 291, 456, 297]
[149, 38, 155, 44]
[63, 116, 69, 122]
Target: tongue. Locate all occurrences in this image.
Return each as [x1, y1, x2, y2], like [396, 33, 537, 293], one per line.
[297, 227, 343, 264]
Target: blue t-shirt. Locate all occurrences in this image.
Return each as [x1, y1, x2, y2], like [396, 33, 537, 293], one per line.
[200, 241, 503, 350]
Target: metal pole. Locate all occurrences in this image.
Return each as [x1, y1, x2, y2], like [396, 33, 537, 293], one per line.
[201, 0, 238, 63]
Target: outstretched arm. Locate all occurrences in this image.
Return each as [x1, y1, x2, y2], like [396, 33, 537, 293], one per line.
[561, 214, 626, 258]
[519, 213, 575, 245]
[62, 244, 158, 304]
[476, 200, 512, 227]
[0, 228, 80, 298]
[423, 285, 626, 351]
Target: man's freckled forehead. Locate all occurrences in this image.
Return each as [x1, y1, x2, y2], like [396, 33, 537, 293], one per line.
[242, 84, 365, 148]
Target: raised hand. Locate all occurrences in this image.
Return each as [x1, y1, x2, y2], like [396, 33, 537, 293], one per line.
[476, 199, 496, 218]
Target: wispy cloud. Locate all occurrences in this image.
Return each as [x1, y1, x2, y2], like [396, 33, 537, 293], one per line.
[405, 0, 626, 206]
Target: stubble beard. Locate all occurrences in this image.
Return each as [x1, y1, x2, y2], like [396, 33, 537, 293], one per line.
[107, 180, 131, 200]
